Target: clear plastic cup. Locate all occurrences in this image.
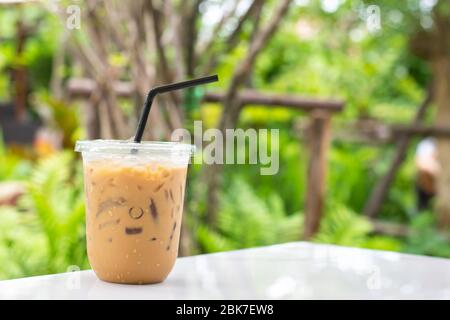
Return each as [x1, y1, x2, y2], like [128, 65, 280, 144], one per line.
[75, 140, 195, 284]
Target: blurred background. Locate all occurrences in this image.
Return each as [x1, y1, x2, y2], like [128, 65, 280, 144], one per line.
[0, 0, 449, 280]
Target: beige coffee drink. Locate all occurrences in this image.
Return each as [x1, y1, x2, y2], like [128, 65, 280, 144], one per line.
[76, 140, 194, 284]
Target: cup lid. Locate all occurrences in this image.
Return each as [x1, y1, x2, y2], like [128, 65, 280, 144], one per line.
[75, 140, 196, 155]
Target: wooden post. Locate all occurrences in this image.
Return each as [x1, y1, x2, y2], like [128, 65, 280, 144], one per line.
[13, 18, 27, 121]
[303, 111, 331, 240]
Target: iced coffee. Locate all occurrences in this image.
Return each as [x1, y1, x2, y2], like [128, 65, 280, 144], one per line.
[75, 140, 194, 284]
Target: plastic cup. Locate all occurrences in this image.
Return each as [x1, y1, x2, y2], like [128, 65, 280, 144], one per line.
[75, 140, 195, 284]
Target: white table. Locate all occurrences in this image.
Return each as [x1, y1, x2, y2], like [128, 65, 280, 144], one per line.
[1, 242, 449, 299]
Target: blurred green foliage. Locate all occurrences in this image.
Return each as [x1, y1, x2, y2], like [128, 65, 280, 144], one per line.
[0, 152, 87, 279]
[197, 176, 302, 252]
[0, 132, 32, 181]
[0, 6, 59, 100]
[34, 92, 83, 149]
[1, 1, 449, 281]
[404, 213, 450, 257]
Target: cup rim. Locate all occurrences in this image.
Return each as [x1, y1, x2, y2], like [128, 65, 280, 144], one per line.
[75, 139, 196, 155]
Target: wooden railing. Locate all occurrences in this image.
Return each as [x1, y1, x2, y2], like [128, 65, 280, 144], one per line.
[67, 78, 345, 239]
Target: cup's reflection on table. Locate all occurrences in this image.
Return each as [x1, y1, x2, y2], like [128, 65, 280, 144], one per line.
[75, 140, 194, 284]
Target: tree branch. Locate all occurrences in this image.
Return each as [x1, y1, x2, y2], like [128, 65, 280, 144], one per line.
[225, 0, 263, 52]
[165, 0, 186, 80]
[203, 0, 266, 74]
[219, 0, 292, 130]
[147, 0, 183, 130]
[147, 0, 175, 87]
[196, 0, 241, 60]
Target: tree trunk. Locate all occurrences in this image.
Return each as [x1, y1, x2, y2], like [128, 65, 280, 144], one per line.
[433, 56, 450, 229]
[364, 87, 433, 218]
[430, 2, 450, 229]
[84, 92, 101, 139]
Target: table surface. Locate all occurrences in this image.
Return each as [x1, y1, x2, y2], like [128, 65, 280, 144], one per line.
[1, 242, 450, 299]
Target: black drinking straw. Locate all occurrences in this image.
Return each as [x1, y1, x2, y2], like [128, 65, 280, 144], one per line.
[134, 75, 219, 143]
